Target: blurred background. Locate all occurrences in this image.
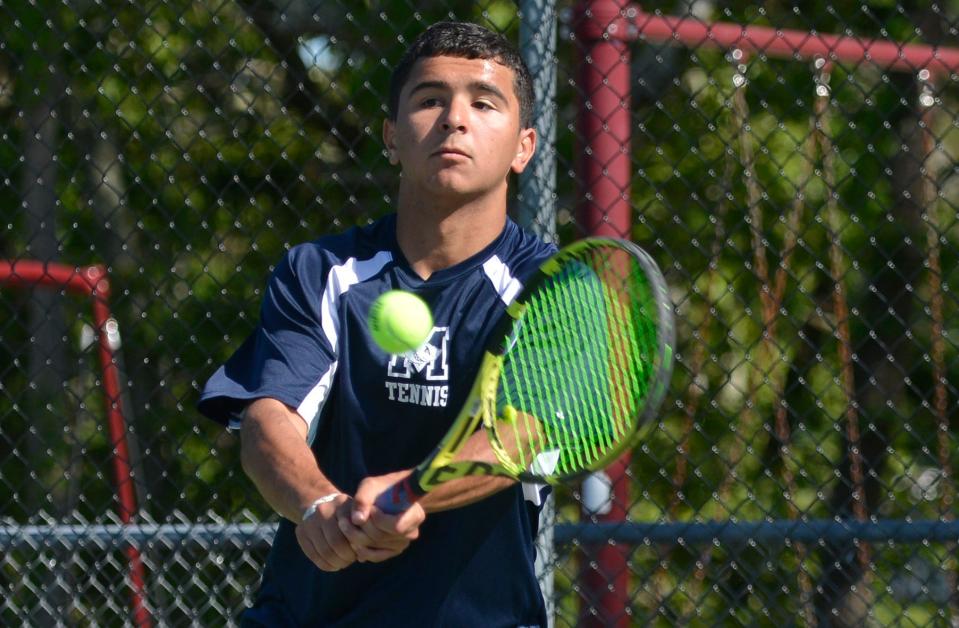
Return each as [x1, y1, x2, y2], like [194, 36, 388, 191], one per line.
[1, 0, 958, 625]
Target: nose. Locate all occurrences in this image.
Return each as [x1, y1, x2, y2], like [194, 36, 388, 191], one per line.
[440, 98, 468, 132]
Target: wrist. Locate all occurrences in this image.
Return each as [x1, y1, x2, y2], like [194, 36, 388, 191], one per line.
[300, 492, 342, 523]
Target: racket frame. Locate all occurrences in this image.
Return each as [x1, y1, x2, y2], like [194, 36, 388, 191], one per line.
[410, 238, 673, 491]
[380, 237, 675, 509]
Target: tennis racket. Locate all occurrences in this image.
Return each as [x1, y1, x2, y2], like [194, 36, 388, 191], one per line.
[375, 237, 675, 513]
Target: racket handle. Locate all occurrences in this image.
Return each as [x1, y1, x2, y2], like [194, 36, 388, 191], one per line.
[374, 476, 423, 514]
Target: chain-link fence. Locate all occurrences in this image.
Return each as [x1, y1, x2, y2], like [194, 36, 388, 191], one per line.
[2, 1, 958, 626]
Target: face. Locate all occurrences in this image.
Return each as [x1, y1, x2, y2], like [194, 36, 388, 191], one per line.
[383, 55, 536, 199]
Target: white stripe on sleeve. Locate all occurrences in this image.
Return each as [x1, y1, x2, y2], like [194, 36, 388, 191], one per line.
[320, 250, 393, 349]
[295, 249, 391, 437]
[300, 361, 338, 444]
[482, 254, 524, 306]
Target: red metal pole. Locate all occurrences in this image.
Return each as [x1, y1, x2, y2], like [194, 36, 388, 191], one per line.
[576, 0, 633, 240]
[85, 268, 140, 521]
[623, 6, 959, 76]
[575, 1, 633, 625]
[0, 260, 101, 294]
[0, 260, 151, 626]
[87, 267, 152, 627]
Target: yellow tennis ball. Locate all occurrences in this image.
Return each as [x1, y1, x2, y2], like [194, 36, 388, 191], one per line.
[368, 290, 433, 355]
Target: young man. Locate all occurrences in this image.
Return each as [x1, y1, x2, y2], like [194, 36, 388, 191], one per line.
[199, 21, 556, 626]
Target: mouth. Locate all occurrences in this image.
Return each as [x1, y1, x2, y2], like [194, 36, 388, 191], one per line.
[432, 147, 471, 159]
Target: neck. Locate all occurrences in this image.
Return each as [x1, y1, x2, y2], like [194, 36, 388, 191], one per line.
[395, 183, 508, 281]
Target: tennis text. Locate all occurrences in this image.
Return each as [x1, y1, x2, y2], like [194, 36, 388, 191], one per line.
[385, 382, 449, 407]
[385, 327, 450, 407]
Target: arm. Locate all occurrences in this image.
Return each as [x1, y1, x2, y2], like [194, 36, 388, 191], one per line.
[419, 427, 517, 512]
[343, 429, 500, 564]
[240, 397, 339, 521]
[242, 397, 425, 565]
[351, 427, 517, 522]
[240, 397, 356, 571]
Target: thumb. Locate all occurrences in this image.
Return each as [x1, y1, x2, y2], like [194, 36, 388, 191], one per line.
[351, 503, 370, 526]
[351, 506, 369, 525]
[350, 504, 370, 526]
[351, 480, 374, 525]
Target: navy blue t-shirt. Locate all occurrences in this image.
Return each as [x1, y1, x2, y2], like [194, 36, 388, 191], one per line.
[199, 214, 556, 627]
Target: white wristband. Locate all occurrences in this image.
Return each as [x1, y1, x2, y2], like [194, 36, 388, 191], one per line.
[301, 493, 342, 523]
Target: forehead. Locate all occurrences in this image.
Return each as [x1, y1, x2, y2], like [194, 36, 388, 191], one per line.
[404, 55, 517, 96]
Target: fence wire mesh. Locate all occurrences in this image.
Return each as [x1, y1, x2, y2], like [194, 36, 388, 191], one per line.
[1, 1, 958, 626]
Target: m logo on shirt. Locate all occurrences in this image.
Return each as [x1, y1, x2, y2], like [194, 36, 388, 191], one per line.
[385, 327, 449, 407]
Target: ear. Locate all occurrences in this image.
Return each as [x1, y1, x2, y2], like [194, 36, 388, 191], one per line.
[382, 119, 399, 165]
[510, 127, 537, 174]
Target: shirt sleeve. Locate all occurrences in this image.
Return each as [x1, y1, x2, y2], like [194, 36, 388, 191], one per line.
[197, 249, 336, 430]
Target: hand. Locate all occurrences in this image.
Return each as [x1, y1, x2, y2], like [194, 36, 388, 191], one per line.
[343, 470, 427, 563]
[295, 494, 358, 572]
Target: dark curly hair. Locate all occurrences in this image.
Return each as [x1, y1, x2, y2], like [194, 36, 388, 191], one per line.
[388, 21, 534, 129]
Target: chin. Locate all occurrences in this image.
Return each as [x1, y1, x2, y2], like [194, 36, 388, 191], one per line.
[425, 176, 482, 198]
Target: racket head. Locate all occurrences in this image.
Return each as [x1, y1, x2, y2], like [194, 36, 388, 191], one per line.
[479, 237, 675, 483]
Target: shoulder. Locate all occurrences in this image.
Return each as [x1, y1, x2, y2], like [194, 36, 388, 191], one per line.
[493, 219, 558, 281]
[279, 215, 397, 287]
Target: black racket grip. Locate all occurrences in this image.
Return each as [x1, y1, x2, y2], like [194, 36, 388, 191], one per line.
[374, 475, 424, 514]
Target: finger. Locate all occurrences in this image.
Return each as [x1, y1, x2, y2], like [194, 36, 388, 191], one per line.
[351, 502, 371, 526]
[348, 539, 399, 563]
[360, 515, 398, 544]
[301, 518, 353, 570]
[368, 507, 423, 538]
[394, 505, 426, 536]
[336, 507, 375, 562]
[351, 483, 376, 525]
[357, 519, 418, 551]
[355, 543, 410, 564]
[354, 527, 409, 553]
[337, 517, 378, 553]
[296, 525, 339, 572]
[319, 520, 358, 565]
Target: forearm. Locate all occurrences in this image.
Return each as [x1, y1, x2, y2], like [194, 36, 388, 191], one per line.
[418, 475, 516, 512]
[418, 429, 517, 513]
[240, 398, 340, 523]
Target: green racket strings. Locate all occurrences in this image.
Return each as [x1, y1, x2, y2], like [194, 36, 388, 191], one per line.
[497, 244, 661, 478]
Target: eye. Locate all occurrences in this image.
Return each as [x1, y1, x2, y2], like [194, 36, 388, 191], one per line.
[420, 97, 442, 108]
[474, 100, 494, 110]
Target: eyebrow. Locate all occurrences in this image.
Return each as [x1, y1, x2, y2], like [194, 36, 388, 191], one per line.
[408, 80, 509, 104]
